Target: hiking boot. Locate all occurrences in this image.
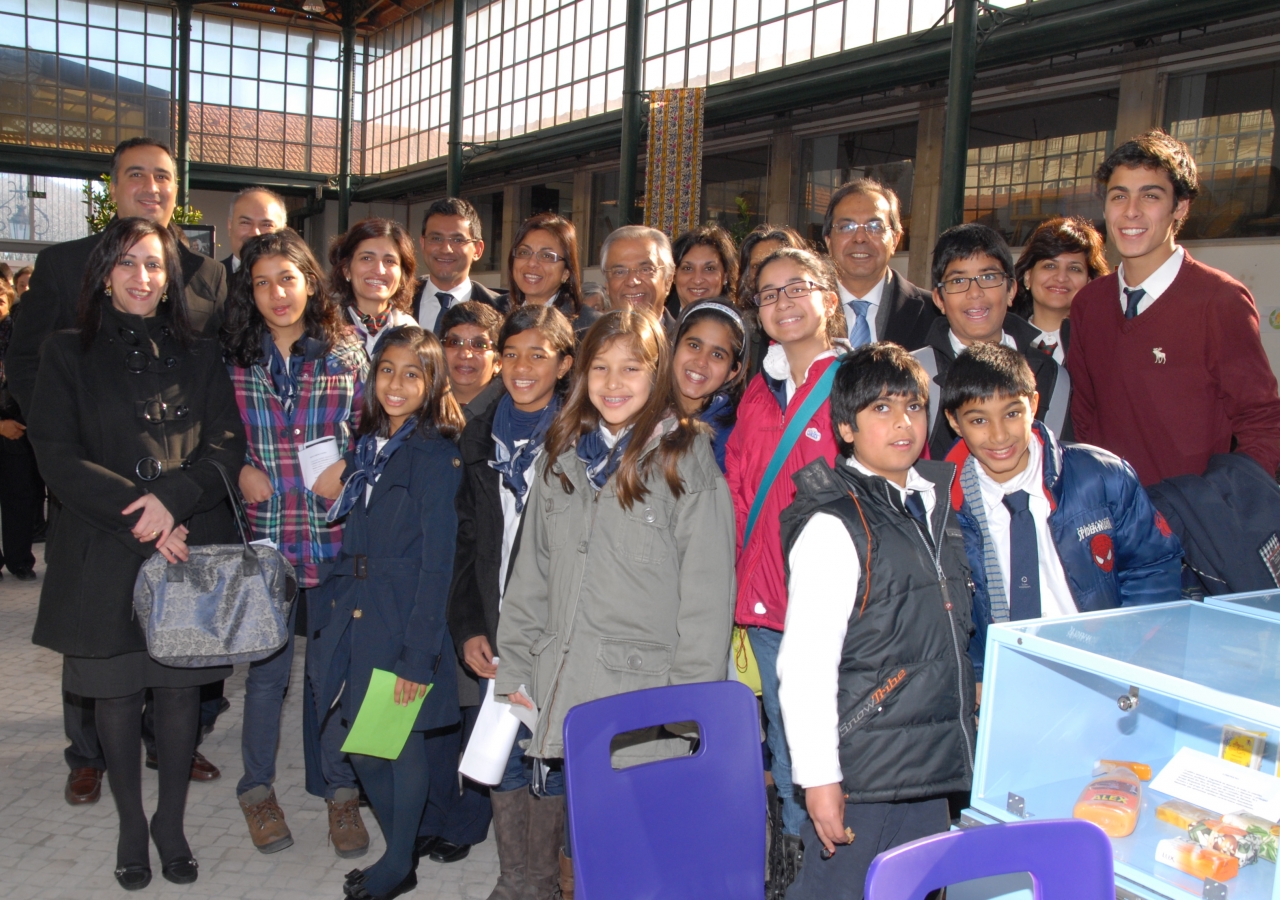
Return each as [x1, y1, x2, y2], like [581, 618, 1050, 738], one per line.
[327, 787, 370, 859]
[238, 786, 293, 853]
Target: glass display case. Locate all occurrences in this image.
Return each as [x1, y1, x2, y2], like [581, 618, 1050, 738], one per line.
[970, 602, 1280, 900]
[1207, 590, 1280, 624]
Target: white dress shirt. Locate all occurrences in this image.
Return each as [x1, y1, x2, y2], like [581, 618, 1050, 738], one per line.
[419, 277, 475, 328]
[948, 329, 1019, 357]
[230, 255, 241, 273]
[837, 273, 889, 344]
[1028, 324, 1065, 364]
[1117, 246, 1184, 317]
[762, 342, 843, 405]
[972, 435, 1076, 620]
[777, 457, 939, 788]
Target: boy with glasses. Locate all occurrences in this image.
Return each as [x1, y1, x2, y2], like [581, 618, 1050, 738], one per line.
[912, 223, 1072, 460]
[414, 197, 510, 332]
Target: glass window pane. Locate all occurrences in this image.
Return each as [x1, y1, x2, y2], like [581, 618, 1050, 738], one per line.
[204, 16, 230, 45]
[117, 3, 145, 33]
[60, 23, 87, 57]
[146, 7, 169, 35]
[261, 24, 286, 53]
[784, 11, 811, 65]
[88, 26, 113, 59]
[314, 88, 337, 118]
[260, 81, 284, 112]
[203, 74, 229, 105]
[146, 34, 170, 67]
[203, 43, 230, 75]
[231, 77, 256, 106]
[88, 0, 114, 28]
[0, 12, 22, 48]
[232, 47, 257, 77]
[261, 51, 286, 82]
[814, 3, 841, 57]
[59, 0, 87, 24]
[800, 122, 918, 246]
[28, 18, 57, 53]
[232, 20, 258, 49]
[116, 31, 144, 63]
[287, 54, 308, 85]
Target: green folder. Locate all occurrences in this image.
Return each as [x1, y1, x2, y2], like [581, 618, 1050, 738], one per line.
[340, 668, 431, 760]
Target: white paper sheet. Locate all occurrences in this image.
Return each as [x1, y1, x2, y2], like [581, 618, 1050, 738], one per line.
[298, 436, 340, 490]
[459, 663, 529, 786]
[1150, 747, 1280, 821]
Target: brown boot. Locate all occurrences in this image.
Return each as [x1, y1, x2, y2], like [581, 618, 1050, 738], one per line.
[525, 793, 565, 900]
[327, 787, 370, 859]
[238, 786, 293, 853]
[558, 849, 575, 900]
[486, 788, 531, 900]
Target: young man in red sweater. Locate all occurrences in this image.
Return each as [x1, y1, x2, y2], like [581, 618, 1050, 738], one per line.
[1066, 130, 1280, 486]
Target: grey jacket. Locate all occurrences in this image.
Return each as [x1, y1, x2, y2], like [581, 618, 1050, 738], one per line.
[494, 424, 736, 761]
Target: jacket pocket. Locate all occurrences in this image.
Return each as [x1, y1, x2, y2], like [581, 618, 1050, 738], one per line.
[590, 637, 673, 698]
[540, 495, 572, 551]
[529, 631, 559, 704]
[616, 501, 672, 564]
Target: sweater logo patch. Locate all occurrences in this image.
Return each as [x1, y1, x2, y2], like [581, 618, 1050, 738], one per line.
[1155, 511, 1173, 539]
[804, 426, 822, 442]
[1152, 347, 1167, 364]
[1090, 533, 1115, 573]
[1076, 517, 1113, 541]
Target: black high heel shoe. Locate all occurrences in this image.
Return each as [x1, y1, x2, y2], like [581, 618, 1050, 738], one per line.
[114, 865, 152, 891]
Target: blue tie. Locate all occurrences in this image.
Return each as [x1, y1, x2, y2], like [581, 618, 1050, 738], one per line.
[848, 299, 872, 348]
[1123, 287, 1145, 319]
[432, 291, 454, 335]
[1003, 490, 1040, 620]
[904, 490, 933, 549]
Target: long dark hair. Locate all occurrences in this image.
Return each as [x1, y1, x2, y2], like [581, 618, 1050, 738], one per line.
[498, 303, 576, 396]
[753, 247, 847, 345]
[221, 229, 347, 368]
[328, 218, 418, 314]
[543, 309, 704, 509]
[1012, 216, 1110, 319]
[508, 213, 584, 315]
[359, 325, 464, 440]
[78, 217, 190, 351]
[667, 223, 740, 308]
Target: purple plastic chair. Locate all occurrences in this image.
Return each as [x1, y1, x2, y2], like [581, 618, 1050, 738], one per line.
[864, 818, 1114, 900]
[562, 681, 766, 900]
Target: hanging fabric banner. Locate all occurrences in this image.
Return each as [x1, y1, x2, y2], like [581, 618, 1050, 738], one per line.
[644, 88, 705, 237]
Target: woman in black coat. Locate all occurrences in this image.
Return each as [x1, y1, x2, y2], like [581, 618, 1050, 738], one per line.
[27, 217, 246, 892]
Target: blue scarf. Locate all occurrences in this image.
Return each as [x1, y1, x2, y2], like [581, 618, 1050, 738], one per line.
[326, 417, 417, 523]
[576, 424, 633, 492]
[698, 392, 733, 428]
[489, 393, 559, 512]
[261, 332, 305, 415]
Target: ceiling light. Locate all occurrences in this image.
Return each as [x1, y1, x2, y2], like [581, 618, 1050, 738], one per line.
[301, 0, 326, 13]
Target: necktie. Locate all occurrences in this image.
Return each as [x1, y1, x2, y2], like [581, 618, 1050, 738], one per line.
[904, 490, 933, 549]
[1123, 287, 1146, 319]
[848, 299, 872, 348]
[1002, 490, 1041, 620]
[432, 292, 454, 334]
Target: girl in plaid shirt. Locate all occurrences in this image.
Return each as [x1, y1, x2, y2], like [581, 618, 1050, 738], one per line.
[221, 229, 370, 858]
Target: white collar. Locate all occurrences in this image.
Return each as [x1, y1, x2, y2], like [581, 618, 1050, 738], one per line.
[426, 277, 473, 301]
[837, 271, 890, 307]
[762, 342, 842, 387]
[231, 255, 241, 273]
[948, 329, 1019, 357]
[846, 456, 935, 501]
[598, 422, 626, 448]
[974, 433, 1045, 511]
[1118, 246, 1184, 301]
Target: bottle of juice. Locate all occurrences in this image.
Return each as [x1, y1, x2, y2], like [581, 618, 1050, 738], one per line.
[1073, 766, 1142, 837]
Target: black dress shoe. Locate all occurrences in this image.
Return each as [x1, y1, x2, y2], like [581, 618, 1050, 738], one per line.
[115, 865, 152, 891]
[161, 857, 198, 885]
[412, 835, 440, 859]
[10, 568, 36, 581]
[344, 869, 417, 900]
[428, 840, 471, 863]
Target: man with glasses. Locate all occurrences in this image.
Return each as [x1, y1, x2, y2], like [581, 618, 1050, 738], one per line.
[414, 197, 509, 333]
[600, 225, 676, 332]
[822, 178, 938, 351]
[912, 223, 1071, 460]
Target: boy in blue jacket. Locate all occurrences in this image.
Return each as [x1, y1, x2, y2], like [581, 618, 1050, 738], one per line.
[942, 343, 1183, 690]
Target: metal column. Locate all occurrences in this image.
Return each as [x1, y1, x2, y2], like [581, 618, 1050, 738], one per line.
[936, 0, 977, 236]
[447, 0, 466, 196]
[617, 0, 646, 226]
[338, 20, 356, 234]
[175, 0, 193, 209]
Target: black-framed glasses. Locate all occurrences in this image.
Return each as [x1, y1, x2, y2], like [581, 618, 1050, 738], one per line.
[443, 336, 495, 352]
[936, 273, 1011, 294]
[424, 234, 478, 247]
[753, 279, 821, 307]
[513, 246, 565, 264]
[830, 220, 889, 237]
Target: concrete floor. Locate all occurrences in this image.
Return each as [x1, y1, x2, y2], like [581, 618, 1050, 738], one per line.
[0, 546, 499, 900]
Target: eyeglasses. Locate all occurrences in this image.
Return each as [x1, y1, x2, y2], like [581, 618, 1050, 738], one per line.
[513, 246, 565, 264]
[424, 234, 478, 247]
[936, 273, 1011, 294]
[443, 336, 494, 352]
[831, 220, 889, 237]
[605, 263, 662, 281]
[753, 279, 821, 307]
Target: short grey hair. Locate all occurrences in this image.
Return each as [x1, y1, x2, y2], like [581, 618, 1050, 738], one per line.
[599, 225, 674, 271]
[230, 186, 290, 221]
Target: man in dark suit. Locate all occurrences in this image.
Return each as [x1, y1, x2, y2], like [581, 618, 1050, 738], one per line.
[221, 186, 289, 285]
[412, 197, 509, 334]
[823, 178, 939, 352]
[5, 136, 229, 806]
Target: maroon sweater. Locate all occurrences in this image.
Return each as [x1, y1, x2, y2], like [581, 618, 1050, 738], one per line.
[1066, 250, 1280, 486]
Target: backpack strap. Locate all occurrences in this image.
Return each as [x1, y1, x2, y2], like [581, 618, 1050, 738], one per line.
[742, 357, 841, 550]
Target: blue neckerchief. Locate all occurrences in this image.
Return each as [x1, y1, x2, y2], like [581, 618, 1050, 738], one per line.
[260, 332, 306, 415]
[326, 417, 417, 522]
[489, 393, 559, 512]
[576, 424, 633, 492]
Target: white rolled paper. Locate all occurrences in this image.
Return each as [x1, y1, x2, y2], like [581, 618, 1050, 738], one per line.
[459, 666, 524, 786]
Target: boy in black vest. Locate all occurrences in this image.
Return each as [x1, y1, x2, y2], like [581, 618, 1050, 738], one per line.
[777, 343, 976, 900]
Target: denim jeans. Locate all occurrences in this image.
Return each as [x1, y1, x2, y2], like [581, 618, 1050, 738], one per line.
[499, 723, 532, 792]
[748, 625, 808, 836]
[238, 598, 354, 798]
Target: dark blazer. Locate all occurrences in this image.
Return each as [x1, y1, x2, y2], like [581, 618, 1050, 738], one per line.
[220, 254, 236, 286]
[876, 269, 942, 352]
[307, 429, 464, 732]
[550, 291, 601, 340]
[412, 277, 511, 331]
[6, 228, 228, 416]
[27, 302, 246, 659]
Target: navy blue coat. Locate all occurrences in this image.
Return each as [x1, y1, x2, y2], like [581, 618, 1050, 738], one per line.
[307, 429, 463, 733]
[947, 422, 1183, 680]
